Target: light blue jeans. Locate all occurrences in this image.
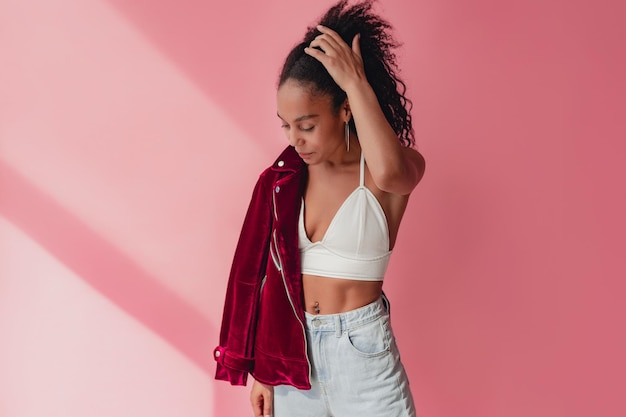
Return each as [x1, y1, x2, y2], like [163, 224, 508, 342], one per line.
[274, 296, 416, 417]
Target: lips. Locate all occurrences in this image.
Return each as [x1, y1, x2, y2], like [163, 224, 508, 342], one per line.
[298, 152, 313, 159]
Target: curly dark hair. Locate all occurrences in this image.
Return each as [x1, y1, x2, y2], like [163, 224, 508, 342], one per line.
[278, 0, 414, 147]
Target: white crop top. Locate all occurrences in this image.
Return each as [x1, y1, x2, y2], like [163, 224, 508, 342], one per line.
[298, 152, 392, 281]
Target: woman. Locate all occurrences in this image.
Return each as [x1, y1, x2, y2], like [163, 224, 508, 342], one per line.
[214, 1, 425, 416]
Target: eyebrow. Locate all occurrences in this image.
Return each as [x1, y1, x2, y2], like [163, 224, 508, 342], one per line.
[277, 113, 320, 122]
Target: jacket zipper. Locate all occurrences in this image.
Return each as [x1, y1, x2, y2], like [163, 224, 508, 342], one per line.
[272, 223, 312, 383]
[270, 244, 281, 271]
[260, 275, 267, 294]
[272, 185, 279, 221]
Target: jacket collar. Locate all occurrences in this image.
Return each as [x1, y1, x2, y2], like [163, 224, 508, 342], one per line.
[270, 146, 305, 173]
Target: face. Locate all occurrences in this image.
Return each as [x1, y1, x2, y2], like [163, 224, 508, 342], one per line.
[277, 79, 348, 165]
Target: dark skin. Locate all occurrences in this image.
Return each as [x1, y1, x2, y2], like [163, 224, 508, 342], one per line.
[251, 26, 425, 417]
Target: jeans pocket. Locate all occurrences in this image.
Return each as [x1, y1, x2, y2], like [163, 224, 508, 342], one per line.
[345, 316, 391, 358]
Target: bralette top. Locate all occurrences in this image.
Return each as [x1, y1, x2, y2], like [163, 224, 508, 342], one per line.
[298, 152, 392, 281]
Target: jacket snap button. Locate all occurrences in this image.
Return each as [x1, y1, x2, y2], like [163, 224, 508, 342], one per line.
[275, 186, 280, 193]
[277, 160, 285, 167]
[215, 350, 221, 358]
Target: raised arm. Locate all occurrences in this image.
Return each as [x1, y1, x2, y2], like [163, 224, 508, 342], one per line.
[305, 25, 425, 195]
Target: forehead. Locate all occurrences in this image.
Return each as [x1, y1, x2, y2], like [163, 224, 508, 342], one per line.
[277, 80, 333, 119]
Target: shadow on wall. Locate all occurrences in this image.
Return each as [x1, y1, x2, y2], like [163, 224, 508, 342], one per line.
[0, 159, 216, 374]
[99, 1, 349, 415]
[103, 0, 333, 146]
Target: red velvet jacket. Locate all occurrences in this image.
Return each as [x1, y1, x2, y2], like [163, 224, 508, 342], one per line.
[213, 146, 312, 389]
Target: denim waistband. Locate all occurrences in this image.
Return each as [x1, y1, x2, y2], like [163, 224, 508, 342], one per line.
[304, 295, 390, 336]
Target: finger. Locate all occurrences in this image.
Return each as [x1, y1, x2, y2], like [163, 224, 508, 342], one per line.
[352, 33, 362, 58]
[251, 390, 264, 417]
[263, 390, 273, 417]
[315, 26, 351, 52]
[251, 396, 262, 417]
[316, 24, 341, 40]
[313, 33, 345, 53]
[304, 46, 329, 64]
[309, 37, 340, 56]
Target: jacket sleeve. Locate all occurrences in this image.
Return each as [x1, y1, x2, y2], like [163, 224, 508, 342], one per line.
[214, 172, 273, 386]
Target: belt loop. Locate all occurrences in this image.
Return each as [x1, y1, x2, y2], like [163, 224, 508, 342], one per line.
[381, 292, 391, 314]
[335, 315, 342, 338]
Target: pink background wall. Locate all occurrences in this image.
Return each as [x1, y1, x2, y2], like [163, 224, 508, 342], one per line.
[1, 0, 624, 416]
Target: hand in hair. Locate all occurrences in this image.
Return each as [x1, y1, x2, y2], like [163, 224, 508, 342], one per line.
[304, 25, 367, 94]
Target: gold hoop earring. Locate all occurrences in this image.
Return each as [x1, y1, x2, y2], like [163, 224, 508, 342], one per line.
[345, 122, 350, 152]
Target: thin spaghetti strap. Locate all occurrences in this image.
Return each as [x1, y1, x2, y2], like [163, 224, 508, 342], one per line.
[359, 152, 365, 187]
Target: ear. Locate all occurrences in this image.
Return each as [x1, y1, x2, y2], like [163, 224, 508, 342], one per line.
[342, 99, 352, 123]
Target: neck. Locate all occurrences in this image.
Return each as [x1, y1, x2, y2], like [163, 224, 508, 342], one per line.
[321, 134, 360, 167]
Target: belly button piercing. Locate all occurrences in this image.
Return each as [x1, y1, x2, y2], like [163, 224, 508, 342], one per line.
[314, 301, 320, 314]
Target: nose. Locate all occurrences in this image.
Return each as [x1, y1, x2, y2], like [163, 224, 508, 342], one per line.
[287, 130, 303, 147]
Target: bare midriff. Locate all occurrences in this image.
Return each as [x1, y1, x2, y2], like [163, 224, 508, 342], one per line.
[302, 274, 383, 315]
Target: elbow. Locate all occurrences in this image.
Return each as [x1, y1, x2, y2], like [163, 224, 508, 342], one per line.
[375, 155, 425, 195]
[374, 169, 416, 195]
